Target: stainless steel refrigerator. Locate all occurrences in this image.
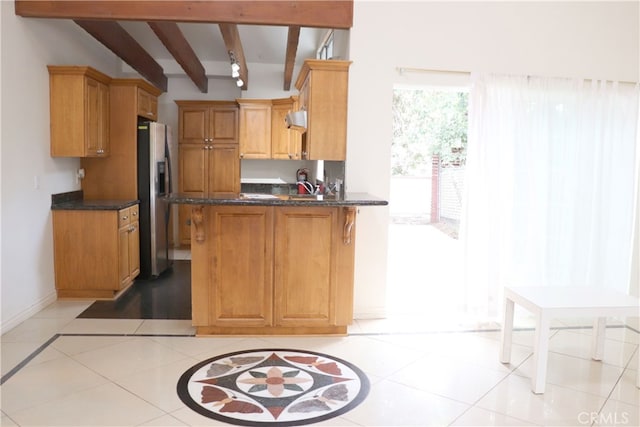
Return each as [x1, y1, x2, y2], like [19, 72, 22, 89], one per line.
[137, 121, 174, 278]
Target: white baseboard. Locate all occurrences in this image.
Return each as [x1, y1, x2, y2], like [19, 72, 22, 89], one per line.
[353, 307, 387, 320]
[0, 291, 57, 335]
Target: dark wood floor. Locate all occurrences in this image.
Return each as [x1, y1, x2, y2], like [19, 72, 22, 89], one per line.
[78, 260, 192, 320]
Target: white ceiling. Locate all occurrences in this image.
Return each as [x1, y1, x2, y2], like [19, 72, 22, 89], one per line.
[118, 21, 328, 65]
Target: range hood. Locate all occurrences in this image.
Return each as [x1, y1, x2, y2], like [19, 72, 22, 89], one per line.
[285, 110, 307, 132]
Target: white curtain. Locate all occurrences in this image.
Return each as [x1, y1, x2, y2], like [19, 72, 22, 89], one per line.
[460, 74, 639, 318]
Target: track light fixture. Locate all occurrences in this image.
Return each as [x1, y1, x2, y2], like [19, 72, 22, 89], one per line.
[228, 51, 243, 87]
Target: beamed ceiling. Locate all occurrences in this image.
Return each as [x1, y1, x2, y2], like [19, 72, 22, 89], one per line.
[14, 0, 354, 93]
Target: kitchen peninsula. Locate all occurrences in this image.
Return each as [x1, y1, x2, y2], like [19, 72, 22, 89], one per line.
[168, 192, 387, 336]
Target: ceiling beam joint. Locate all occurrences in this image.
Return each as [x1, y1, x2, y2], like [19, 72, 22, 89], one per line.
[283, 26, 300, 91]
[148, 21, 208, 93]
[74, 20, 168, 92]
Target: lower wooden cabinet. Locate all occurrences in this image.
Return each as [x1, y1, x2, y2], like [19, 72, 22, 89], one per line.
[273, 207, 338, 327]
[201, 206, 274, 327]
[190, 205, 357, 335]
[52, 205, 140, 299]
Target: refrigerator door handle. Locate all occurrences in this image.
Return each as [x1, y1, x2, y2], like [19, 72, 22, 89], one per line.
[164, 157, 170, 196]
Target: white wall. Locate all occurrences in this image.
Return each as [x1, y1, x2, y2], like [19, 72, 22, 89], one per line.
[347, 1, 639, 317]
[0, 2, 120, 332]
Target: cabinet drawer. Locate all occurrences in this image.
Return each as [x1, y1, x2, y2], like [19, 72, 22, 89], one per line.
[129, 205, 139, 222]
[118, 207, 131, 228]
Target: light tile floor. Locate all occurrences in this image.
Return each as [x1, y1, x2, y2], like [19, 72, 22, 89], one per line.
[1, 300, 639, 426]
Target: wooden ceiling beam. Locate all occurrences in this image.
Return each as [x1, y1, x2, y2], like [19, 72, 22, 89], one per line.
[218, 24, 248, 91]
[148, 22, 208, 93]
[283, 26, 300, 91]
[74, 20, 168, 92]
[15, 1, 354, 29]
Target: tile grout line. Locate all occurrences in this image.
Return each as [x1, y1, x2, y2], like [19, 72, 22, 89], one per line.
[0, 334, 61, 385]
[349, 324, 638, 337]
[447, 345, 537, 426]
[0, 332, 197, 386]
[594, 343, 640, 419]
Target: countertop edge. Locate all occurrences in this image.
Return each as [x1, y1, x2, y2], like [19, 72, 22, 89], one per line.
[51, 199, 140, 211]
[165, 193, 388, 207]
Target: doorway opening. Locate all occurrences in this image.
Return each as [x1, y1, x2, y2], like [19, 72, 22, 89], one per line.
[387, 86, 469, 322]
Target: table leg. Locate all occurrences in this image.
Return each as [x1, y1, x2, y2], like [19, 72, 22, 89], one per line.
[591, 317, 606, 361]
[531, 313, 550, 394]
[500, 297, 515, 363]
[637, 348, 640, 388]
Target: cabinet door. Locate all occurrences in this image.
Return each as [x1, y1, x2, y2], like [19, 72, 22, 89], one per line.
[271, 102, 301, 159]
[208, 206, 274, 326]
[306, 70, 348, 160]
[128, 220, 140, 281]
[118, 224, 131, 288]
[239, 103, 271, 159]
[208, 144, 240, 195]
[86, 77, 109, 156]
[178, 144, 206, 245]
[179, 107, 208, 144]
[137, 88, 157, 120]
[298, 76, 309, 111]
[53, 210, 119, 293]
[210, 107, 238, 143]
[178, 204, 192, 246]
[273, 207, 338, 327]
[179, 144, 207, 194]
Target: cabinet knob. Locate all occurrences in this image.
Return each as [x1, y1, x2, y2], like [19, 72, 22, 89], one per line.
[122, 215, 128, 220]
[240, 153, 244, 158]
[132, 211, 137, 216]
[128, 226, 136, 233]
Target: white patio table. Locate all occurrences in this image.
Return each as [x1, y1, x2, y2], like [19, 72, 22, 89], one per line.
[499, 285, 640, 394]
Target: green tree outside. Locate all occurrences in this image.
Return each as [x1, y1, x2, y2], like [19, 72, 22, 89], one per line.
[392, 89, 468, 176]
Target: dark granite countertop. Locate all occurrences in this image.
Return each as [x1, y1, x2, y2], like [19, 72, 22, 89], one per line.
[51, 199, 139, 211]
[165, 192, 388, 207]
[51, 191, 138, 211]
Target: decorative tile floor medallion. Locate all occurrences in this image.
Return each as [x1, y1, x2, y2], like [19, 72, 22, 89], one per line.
[177, 348, 370, 426]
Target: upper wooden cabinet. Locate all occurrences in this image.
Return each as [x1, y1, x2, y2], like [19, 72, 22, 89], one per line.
[81, 79, 162, 200]
[237, 97, 302, 160]
[271, 97, 302, 159]
[137, 87, 158, 120]
[237, 99, 272, 159]
[176, 101, 238, 145]
[295, 59, 351, 160]
[176, 101, 240, 246]
[48, 66, 111, 157]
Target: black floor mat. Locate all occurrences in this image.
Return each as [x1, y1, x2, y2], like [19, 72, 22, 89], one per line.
[77, 260, 192, 319]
